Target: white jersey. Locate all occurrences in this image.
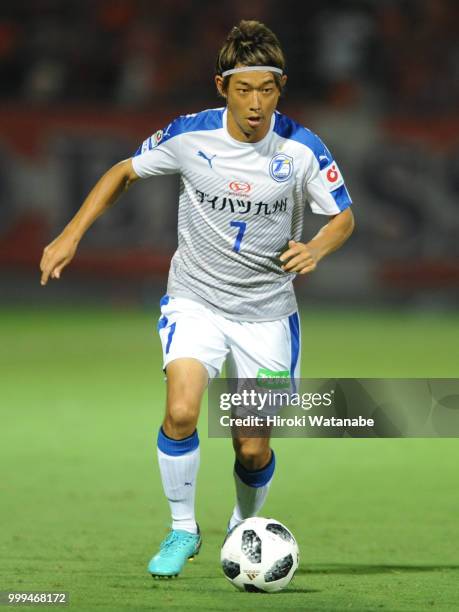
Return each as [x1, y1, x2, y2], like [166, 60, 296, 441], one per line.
[132, 107, 352, 321]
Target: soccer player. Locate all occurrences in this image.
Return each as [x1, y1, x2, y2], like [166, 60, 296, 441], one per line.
[40, 20, 354, 578]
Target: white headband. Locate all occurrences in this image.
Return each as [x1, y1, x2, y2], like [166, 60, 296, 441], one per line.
[221, 66, 283, 77]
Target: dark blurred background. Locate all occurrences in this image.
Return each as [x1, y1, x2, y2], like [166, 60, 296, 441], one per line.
[1, 0, 458, 309]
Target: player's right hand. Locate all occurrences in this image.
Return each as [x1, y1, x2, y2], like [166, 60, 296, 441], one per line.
[40, 232, 79, 286]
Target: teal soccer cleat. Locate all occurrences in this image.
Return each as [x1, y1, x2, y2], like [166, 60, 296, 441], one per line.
[148, 526, 202, 578]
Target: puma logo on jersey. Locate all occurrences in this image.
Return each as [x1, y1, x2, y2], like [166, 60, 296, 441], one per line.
[197, 150, 217, 169]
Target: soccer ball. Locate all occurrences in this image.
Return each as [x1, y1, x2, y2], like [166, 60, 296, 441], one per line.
[220, 517, 299, 592]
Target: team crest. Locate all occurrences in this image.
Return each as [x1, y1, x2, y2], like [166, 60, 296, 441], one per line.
[269, 153, 293, 182]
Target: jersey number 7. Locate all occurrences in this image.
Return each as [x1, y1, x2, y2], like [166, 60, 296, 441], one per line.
[230, 221, 247, 253]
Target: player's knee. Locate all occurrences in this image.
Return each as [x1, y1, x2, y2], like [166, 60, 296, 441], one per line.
[164, 402, 198, 438]
[234, 439, 271, 471]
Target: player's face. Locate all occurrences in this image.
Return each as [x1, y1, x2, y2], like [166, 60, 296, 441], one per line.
[216, 68, 287, 143]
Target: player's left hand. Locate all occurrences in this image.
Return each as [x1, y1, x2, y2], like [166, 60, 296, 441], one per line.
[280, 240, 319, 274]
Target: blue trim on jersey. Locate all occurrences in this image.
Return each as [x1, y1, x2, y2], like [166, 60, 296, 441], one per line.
[288, 312, 300, 378]
[234, 450, 275, 488]
[157, 426, 199, 456]
[157, 315, 168, 331]
[160, 294, 170, 307]
[168, 109, 223, 139]
[134, 109, 224, 156]
[273, 112, 333, 170]
[165, 322, 176, 354]
[331, 184, 352, 211]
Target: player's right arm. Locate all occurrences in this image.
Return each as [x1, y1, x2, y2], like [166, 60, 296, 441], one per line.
[40, 159, 138, 286]
[40, 118, 183, 286]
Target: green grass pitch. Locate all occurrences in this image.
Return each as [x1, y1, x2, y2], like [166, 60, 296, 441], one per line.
[1, 307, 458, 611]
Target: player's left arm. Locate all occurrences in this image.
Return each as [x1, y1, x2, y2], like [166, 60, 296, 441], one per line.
[280, 208, 355, 274]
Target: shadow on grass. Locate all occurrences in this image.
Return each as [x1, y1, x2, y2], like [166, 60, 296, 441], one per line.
[146, 577, 321, 595]
[296, 563, 459, 576]
[283, 588, 321, 594]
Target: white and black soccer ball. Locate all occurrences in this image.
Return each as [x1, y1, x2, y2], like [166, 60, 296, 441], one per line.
[220, 517, 299, 593]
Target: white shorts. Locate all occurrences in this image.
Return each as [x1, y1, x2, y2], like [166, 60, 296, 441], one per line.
[157, 295, 301, 379]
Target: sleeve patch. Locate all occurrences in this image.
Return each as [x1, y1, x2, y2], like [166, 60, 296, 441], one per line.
[140, 129, 163, 154]
[320, 162, 344, 191]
